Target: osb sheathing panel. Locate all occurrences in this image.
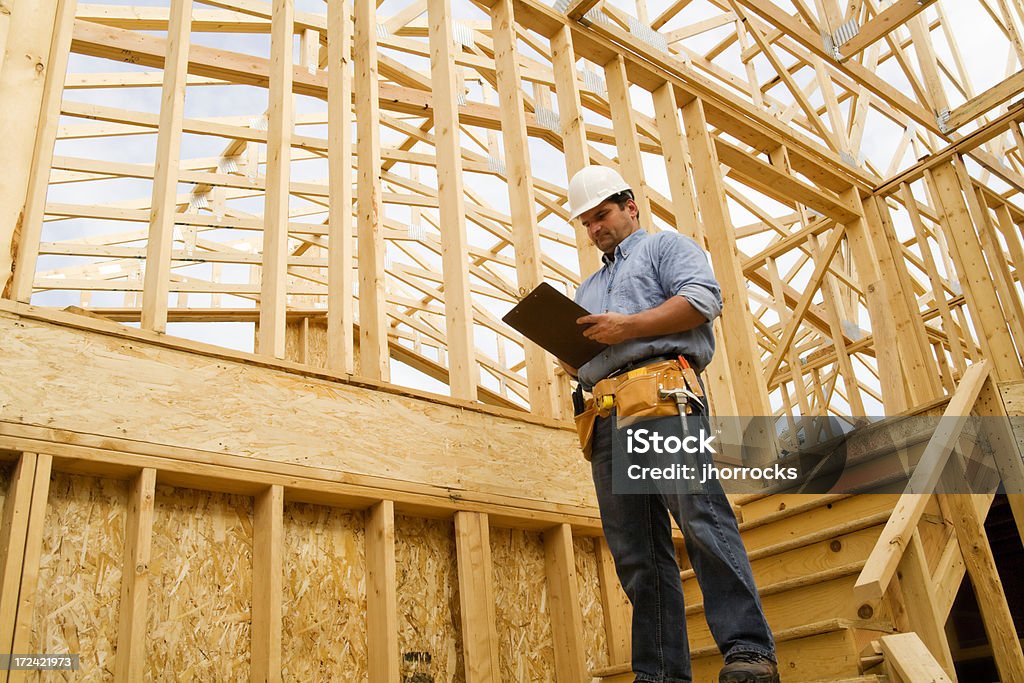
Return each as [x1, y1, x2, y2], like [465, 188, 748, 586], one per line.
[284, 318, 330, 369]
[0, 315, 591, 508]
[31, 473, 126, 681]
[490, 528, 556, 681]
[282, 503, 367, 680]
[395, 515, 464, 682]
[146, 485, 252, 681]
[573, 537, 609, 673]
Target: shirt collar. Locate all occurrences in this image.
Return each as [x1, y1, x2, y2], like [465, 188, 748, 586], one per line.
[602, 229, 646, 266]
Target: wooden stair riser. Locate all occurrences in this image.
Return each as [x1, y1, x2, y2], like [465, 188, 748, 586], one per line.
[685, 573, 895, 651]
[682, 525, 884, 603]
[738, 494, 900, 554]
[692, 628, 865, 682]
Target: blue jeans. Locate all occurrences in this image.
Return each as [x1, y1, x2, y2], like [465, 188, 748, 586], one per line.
[590, 405, 776, 682]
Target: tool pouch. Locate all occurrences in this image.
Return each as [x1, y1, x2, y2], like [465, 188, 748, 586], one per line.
[611, 365, 691, 419]
[574, 398, 598, 461]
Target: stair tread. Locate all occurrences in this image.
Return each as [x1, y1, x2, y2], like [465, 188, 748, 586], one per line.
[689, 618, 893, 658]
[591, 618, 890, 676]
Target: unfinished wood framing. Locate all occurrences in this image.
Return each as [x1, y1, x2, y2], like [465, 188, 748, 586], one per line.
[427, 0, 477, 401]
[325, 0, 354, 375]
[140, 0, 192, 333]
[454, 511, 501, 680]
[252, 484, 284, 682]
[8, 0, 1024, 419]
[366, 500, 399, 682]
[543, 523, 587, 681]
[353, 0, 389, 381]
[257, 0, 295, 360]
[5, 0, 1024, 679]
[114, 467, 156, 683]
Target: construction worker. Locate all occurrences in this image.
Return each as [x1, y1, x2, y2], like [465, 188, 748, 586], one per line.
[564, 165, 779, 683]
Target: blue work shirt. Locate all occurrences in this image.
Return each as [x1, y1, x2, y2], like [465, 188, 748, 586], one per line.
[573, 228, 722, 388]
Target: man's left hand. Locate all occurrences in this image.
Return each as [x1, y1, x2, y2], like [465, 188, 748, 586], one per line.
[578, 312, 635, 345]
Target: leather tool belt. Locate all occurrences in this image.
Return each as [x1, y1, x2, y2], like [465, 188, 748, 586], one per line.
[573, 356, 704, 460]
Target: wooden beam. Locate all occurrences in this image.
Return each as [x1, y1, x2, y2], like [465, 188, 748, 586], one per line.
[899, 21, 943, 118]
[8, 453, 52, 664]
[594, 538, 630, 665]
[141, 0, 193, 333]
[326, 0, 354, 375]
[543, 523, 588, 681]
[491, 0, 557, 417]
[550, 24, 601, 279]
[970, 187, 1024, 361]
[7, 0, 76, 304]
[366, 500, 399, 682]
[0, 453, 37, 660]
[252, 484, 283, 683]
[653, 83, 702, 242]
[901, 182, 967, 376]
[681, 97, 771, 417]
[945, 69, 1024, 131]
[565, 0, 602, 22]
[730, 1, 838, 150]
[928, 162, 1023, 382]
[354, 0, 390, 381]
[843, 188, 905, 412]
[939, 491, 1024, 681]
[0, 0, 10, 75]
[869, 194, 942, 405]
[0, 0, 71, 299]
[895, 530, 956, 678]
[853, 360, 990, 601]
[879, 632, 953, 683]
[257, 0, 294, 360]
[453, 512, 501, 680]
[837, 0, 937, 61]
[603, 54, 654, 222]
[114, 468, 157, 683]
[428, 0, 478, 401]
[977, 378, 1024, 546]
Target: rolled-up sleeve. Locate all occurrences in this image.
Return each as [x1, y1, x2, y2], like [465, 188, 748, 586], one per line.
[655, 232, 722, 322]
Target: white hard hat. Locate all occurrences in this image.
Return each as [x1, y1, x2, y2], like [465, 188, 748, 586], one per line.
[567, 166, 631, 220]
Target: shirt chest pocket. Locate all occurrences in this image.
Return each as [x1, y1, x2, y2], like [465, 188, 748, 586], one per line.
[610, 272, 664, 314]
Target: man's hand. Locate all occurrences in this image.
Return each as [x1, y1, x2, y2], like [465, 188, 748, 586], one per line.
[578, 312, 635, 345]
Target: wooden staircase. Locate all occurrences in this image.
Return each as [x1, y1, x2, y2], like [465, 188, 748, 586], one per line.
[591, 491, 906, 682]
[592, 366, 1024, 683]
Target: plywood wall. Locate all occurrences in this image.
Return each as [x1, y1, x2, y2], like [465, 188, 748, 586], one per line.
[574, 537, 609, 674]
[282, 502, 367, 680]
[395, 515, 465, 683]
[490, 527, 557, 681]
[146, 486, 254, 681]
[1, 463, 613, 680]
[31, 473, 126, 681]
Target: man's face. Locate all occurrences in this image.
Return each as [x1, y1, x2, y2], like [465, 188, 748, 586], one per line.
[579, 197, 639, 254]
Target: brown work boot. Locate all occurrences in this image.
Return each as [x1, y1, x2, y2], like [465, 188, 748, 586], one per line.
[718, 651, 780, 683]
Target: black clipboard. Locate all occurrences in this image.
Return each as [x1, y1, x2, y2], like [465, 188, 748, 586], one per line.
[501, 282, 607, 368]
